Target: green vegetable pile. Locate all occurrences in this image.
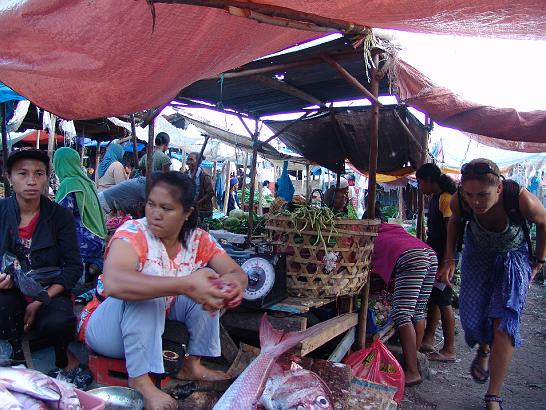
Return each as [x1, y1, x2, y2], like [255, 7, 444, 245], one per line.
[204, 209, 267, 236]
[238, 189, 273, 206]
[277, 205, 338, 252]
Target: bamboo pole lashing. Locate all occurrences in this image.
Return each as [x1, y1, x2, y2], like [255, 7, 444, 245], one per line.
[358, 52, 380, 350]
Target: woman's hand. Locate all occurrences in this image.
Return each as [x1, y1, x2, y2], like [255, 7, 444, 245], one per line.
[24, 301, 42, 332]
[185, 268, 226, 311]
[439, 260, 456, 288]
[219, 272, 247, 309]
[0, 273, 13, 290]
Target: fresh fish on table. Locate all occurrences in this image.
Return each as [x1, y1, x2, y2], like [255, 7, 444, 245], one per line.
[50, 378, 82, 410]
[260, 362, 333, 410]
[0, 367, 61, 402]
[213, 314, 337, 410]
[11, 391, 50, 410]
[0, 383, 23, 409]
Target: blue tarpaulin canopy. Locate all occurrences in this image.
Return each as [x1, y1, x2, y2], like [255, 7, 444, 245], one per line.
[0, 82, 25, 104]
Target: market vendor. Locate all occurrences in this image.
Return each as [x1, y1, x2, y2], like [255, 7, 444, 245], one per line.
[372, 223, 437, 387]
[226, 176, 240, 214]
[323, 177, 349, 208]
[185, 152, 214, 224]
[54, 147, 108, 272]
[0, 149, 88, 386]
[97, 143, 127, 192]
[138, 132, 172, 174]
[329, 189, 349, 216]
[97, 174, 155, 218]
[79, 171, 248, 410]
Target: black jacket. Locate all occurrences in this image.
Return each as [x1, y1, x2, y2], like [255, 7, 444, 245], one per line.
[0, 195, 83, 293]
[226, 190, 240, 214]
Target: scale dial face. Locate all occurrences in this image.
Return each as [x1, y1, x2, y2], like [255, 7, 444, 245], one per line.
[242, 257, 275, 301]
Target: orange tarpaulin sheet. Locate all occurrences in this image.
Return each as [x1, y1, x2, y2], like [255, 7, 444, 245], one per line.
[21, 131, 64, 144]
[0, 0, 545, 121]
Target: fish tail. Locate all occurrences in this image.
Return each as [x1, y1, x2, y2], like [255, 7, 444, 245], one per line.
[259, 313, 285, 351]
[259, 313, 335, 357]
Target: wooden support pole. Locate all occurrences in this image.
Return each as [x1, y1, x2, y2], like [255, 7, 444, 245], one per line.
[93, 147, 100, 185]
[222, 161, 231, 215]
[252, 75, 324, 106]
[194, 135, 210, 178]
[47, 114, 56, 177]
[211, 160, 218, 208]
[247, 121, 260, 244]
[130, 114, 139, 169]
[259, 111, 311, 147]
[180, 148, 187, 173]
[241, 151, 249, 206]
[205, 50, 360, 80]
[146, 118, 155, 190]
[416, 116, 430, 240]
[152, 0, 371, 34]
[257, 171, 263, 216]
[320, 53, 382, 107]
[1, 103, 10, 197]
[358, 53, 380, 349]
[305, 163, 311, 203]
[392, 110, 425, 153]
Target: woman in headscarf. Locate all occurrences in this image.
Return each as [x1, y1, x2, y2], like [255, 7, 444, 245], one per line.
[226, 177, 240, 214]
[97, 143, 127, 192]
[54, 147, 108, 271]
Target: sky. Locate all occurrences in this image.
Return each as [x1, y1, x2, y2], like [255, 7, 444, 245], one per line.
[166, 31, 546, 170]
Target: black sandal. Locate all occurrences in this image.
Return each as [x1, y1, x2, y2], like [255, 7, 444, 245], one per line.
[470, 349, 490, 384]
[484, 394, 503, 409]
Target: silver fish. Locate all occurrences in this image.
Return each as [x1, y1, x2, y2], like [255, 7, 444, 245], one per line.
[0, 383, 23, 409]
[11, 391, 49, 410]
[213, 314, 337, 409]
[50, 379, 82, 410]
[260, 363, 334, 410]
[0, 367, 61, 402]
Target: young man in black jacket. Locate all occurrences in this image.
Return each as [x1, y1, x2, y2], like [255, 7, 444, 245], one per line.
[0, 149, 88, 385]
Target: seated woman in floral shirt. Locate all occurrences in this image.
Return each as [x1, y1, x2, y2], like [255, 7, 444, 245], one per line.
[78, 172, 247, 410]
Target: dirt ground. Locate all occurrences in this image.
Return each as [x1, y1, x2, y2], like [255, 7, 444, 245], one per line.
[402, 283, 546, 410]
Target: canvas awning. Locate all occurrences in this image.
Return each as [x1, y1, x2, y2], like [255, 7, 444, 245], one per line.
[265, 105, 428, 176]
[0, 0, 544, 120]
[166, 110, 298, 162]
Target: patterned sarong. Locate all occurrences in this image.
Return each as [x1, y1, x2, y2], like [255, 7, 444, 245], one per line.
[459, 231, 531, 348]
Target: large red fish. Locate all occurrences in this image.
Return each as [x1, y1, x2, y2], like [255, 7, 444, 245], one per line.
[213, 314, 336, 409]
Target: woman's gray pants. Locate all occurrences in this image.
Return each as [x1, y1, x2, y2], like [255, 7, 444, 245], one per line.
[85, 295, 220, 378]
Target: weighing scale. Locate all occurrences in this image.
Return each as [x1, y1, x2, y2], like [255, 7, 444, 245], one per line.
[223, 243, 287, 309]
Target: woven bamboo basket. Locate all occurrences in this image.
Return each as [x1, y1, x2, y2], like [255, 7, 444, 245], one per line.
[266, 215, 380, 298]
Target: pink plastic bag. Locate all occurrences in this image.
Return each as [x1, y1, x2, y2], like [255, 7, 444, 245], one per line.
[344, 340, 405, 404]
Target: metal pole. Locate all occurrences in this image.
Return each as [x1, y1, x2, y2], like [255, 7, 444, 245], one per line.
[358, 52, 380, 349]
[1, 103, 11, 197]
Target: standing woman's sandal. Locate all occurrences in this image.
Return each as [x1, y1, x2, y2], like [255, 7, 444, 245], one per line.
[484, 394, 503, 409]
[470, 349, 490, 383]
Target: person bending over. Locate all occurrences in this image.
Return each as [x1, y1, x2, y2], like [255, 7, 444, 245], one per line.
[439, 159, 546, 409]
